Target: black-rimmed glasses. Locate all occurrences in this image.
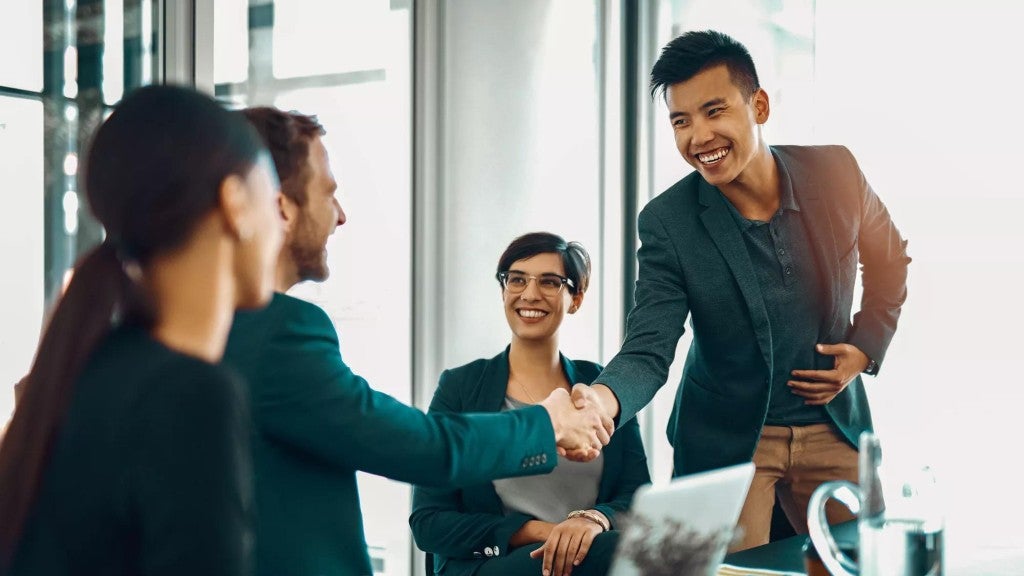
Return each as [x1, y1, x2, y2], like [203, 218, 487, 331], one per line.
[496, 271, 575, 296]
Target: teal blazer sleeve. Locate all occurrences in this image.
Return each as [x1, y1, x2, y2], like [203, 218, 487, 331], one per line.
[230, 295, 558, 487]
[410, 351, 651, 572]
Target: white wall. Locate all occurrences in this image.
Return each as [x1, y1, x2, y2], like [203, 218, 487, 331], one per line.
[641, 1, 1024, 567]
[438, 0, 608, 371]
[0, 97, 44, 429]
[813, 0, 1024, 558]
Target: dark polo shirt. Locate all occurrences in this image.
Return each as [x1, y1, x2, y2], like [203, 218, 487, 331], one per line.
[722, 157, 830, 425]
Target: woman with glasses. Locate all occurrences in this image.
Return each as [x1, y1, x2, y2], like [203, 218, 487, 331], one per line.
[411, 232, 650, 576]
[0, 85, 282, 575]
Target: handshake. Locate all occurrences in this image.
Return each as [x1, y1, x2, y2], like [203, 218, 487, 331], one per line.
[539, 385, 617, 462]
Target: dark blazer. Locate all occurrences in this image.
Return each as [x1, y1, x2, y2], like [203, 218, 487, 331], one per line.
[223, 294, 560, 576]
[597, 145, 910, 476]
[10, 327, 252, 576]
[410, 348, 651, 576]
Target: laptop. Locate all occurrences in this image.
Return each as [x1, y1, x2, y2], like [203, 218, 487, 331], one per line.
[608, 462, 755, 576]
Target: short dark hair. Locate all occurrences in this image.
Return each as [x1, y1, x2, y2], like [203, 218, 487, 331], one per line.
[241, 107, 325, 206]
[650, 30, 760, 101]
[496, 232, 591, 295]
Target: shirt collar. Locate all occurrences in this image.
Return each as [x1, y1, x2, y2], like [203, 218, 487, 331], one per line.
[720, 150, 800, 230]
[776, 150, 800, 213]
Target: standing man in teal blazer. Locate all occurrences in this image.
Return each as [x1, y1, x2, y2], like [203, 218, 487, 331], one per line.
[578, 31, 911, 550]
[222, 108, 613, 576]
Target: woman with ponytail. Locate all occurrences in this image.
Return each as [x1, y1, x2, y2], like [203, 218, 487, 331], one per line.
[0, 85, 282, 575]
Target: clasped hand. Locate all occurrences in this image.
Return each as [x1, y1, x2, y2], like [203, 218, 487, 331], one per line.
[540, 385, 614, 462]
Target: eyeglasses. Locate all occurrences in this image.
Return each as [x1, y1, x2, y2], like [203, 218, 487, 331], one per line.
[496, 271, 575, 296]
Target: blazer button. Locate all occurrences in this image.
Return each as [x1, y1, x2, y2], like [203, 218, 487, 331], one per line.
[484, 547, 494, 557]
[541, 454, 548, 464]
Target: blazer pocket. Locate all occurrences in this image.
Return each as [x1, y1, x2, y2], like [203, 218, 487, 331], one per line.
[683, 373, 729, 400]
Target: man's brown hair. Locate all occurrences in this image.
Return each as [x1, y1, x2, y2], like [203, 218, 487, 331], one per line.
[241, 107, 326, 205]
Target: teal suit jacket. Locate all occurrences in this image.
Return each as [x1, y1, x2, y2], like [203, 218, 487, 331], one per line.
[409, 349, 650, 576]
[223, 294, 559, 576]
[598, 145, 910, 476]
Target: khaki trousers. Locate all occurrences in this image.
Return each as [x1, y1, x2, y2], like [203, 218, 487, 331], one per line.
[731, 423, 858, 552]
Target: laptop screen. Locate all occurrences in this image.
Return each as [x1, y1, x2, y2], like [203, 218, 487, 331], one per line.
[608, 462, 755, 576]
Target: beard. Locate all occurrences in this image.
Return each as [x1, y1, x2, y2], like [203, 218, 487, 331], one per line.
[290, 242, 328, 283]
[289, 218, 330, 283]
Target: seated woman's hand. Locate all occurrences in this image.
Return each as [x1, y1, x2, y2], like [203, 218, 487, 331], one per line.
[529, 514, 606, 576]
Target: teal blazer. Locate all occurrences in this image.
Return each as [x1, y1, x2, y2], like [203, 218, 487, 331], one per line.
[410, 349, 651, 576]
[223, 294, 559, 576]
[598, 145, 911, 476]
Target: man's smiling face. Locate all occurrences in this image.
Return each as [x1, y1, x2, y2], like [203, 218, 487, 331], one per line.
[666, 64, 769, 187]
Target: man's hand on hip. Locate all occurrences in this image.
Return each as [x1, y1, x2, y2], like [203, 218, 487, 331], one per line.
[788, 343, 870, 405]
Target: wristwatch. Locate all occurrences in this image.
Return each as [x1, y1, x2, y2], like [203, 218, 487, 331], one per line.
[863, 357, 879, 375]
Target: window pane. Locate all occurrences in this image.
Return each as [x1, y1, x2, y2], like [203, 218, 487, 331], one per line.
[0, 1, 159, 426]
[276, 79, 413, 576]
[102, 0, 125, 102]
[440, 0, 604, 366]
[0, 96, 45, 426]
[101, 0, 156, 103]
[0, 1, 43, 90]
[214, 3, 413, 574]
[273, 0, 391, 79]
[214, 0, 249, 85]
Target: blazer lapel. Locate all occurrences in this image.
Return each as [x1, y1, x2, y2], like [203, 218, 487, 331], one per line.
[475, 347, 517, 512]
[780, 150, 842, 335]
[475, 348, 513, 412]
[560, 354, 577, 386]
[698, 180, 773, 370]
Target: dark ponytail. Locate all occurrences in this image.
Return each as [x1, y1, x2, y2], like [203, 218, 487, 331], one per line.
[0, 84, 265, 569]
[0, 242, 139, 566]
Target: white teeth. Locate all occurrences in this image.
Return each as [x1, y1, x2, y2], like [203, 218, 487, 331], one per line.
[518, 309, 547, 318]
[698, 148, 729, 164]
